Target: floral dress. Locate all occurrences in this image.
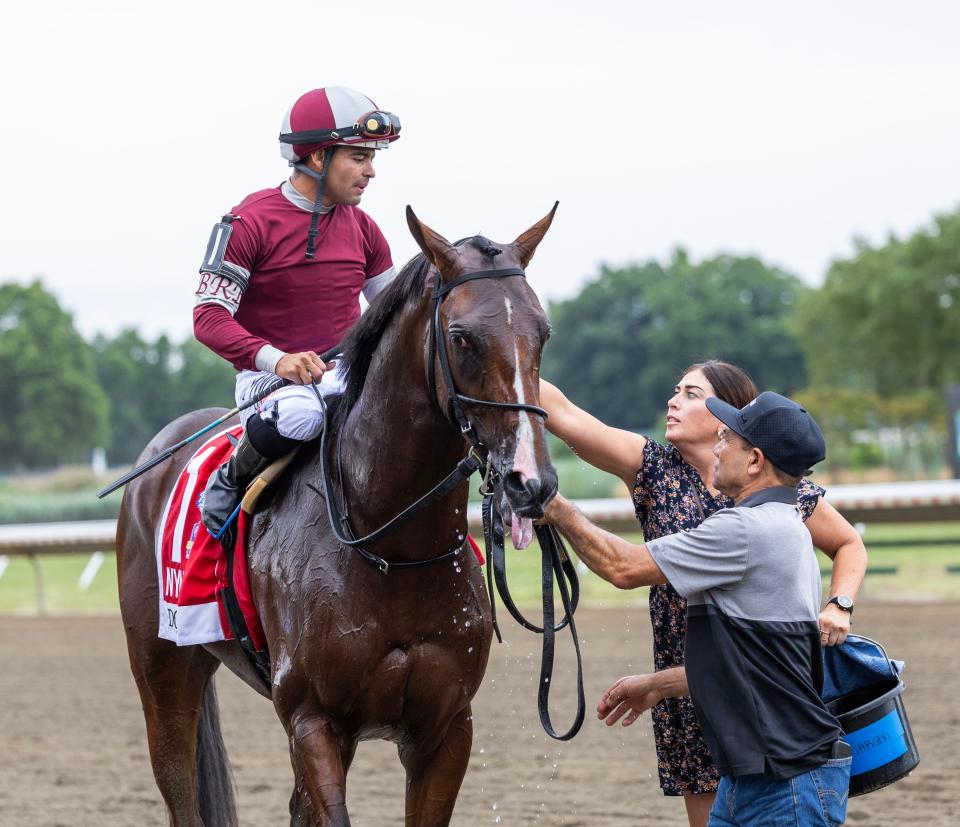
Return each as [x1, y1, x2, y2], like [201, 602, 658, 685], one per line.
[632, 439, 824, 796]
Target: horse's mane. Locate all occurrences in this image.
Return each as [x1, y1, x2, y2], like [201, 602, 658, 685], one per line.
[330, 252, 432, 433]
[330, 236, 503, 434]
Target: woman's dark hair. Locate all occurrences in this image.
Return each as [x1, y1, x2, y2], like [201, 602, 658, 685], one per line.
[680, 360, 758, 409]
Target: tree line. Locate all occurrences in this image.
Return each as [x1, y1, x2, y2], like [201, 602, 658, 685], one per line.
[1, 207, 956, 472]
[0, 281, 234, 469]
[541, 209, 958, 475]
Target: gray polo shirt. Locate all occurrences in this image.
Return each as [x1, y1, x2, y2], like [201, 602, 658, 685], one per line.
[647, 485, 841, 778]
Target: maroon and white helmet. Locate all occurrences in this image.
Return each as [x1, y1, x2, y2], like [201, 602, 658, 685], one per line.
[279, 86, 401, 164]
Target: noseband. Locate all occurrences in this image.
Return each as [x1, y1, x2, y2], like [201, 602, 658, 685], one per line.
[428, 266, 548, 454]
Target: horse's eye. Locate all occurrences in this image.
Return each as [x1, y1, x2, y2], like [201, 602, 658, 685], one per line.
[450, 332, 469, 349]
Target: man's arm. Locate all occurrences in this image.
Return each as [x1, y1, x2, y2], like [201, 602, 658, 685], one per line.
[597, 667, 688, 727]
[544, 494, 667, 589]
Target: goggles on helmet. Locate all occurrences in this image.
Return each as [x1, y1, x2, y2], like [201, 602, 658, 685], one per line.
[280, 110, 401, 147]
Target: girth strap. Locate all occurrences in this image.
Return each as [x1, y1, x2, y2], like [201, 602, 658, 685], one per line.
[219, 527, 272, 691]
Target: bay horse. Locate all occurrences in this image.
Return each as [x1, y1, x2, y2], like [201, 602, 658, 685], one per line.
[116, 205, 559, 826]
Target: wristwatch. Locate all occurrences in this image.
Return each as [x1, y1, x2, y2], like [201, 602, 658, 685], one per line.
[827, 595, 854, 615]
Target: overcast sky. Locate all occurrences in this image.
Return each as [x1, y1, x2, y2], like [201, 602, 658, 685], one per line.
[2, 0, 958, 341]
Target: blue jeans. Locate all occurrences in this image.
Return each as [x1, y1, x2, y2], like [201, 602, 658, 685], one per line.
[708, 757, 852, 826]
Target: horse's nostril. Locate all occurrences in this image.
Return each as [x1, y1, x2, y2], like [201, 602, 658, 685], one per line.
[524, 477, 542, 502]
[504, 472, 538, 501]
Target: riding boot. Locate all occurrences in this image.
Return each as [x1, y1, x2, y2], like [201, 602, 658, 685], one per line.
[200, 434, 271, 538]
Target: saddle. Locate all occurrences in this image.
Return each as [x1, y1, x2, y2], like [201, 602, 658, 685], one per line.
[241, 449, 300, 514]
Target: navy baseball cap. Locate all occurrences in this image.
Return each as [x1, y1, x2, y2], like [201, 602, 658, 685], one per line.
[706, 391, 826, 477]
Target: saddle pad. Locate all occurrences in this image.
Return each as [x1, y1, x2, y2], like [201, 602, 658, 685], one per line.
[156, 425, 265, 649]
[156, 427, 485, 648]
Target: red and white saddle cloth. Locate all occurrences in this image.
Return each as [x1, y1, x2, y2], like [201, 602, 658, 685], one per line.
[156, 428, 487, 649]
[156, 425, 266, 649]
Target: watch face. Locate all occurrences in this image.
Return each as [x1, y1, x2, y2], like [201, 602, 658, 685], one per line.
[836, 595, 854, 610]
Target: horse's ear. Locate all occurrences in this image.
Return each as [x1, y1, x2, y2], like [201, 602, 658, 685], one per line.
[406, 206, 458, 270]
[511, 201, 559, 268]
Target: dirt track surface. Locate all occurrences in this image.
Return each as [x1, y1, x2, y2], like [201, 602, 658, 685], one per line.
[2, 604, 957, 826]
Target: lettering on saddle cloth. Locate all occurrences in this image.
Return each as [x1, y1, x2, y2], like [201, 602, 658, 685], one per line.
[155, 425, 264, 649]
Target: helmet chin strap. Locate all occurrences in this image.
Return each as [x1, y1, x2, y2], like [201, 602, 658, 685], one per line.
[293, 146, 332, 259]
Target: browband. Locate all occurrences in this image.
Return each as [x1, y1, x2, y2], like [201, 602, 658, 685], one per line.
[433, 267, 526, 298]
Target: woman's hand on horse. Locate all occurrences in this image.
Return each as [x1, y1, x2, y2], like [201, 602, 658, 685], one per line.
[276, 352, 328, 385]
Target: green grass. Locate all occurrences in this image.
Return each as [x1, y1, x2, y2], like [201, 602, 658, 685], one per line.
[0, 553, 119, 614]
[3, 523, 959, 615]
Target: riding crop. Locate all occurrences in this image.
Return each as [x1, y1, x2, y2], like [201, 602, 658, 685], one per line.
[97, 344, 341, 499]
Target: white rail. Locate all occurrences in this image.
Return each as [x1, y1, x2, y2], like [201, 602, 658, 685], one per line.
[2, 481, 960, 557]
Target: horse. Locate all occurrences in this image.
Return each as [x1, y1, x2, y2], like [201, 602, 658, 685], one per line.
[116, 204, 560, 826]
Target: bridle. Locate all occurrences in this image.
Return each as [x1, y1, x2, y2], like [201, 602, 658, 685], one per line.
[313, 261, 585, 740]
[427, 265, 547, 452]
[318, 264, 547, 569]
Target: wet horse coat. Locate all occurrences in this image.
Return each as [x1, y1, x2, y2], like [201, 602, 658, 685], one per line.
[116, 206, 559, 826]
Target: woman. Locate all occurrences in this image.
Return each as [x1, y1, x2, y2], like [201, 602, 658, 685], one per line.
[540, 361, 867, 827]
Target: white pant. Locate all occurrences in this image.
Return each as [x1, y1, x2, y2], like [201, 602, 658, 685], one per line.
[234, 365, 347, 442]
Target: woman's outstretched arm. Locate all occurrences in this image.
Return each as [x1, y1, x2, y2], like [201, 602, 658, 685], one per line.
[540, 379, 648, 489]
[806, 499, 868, 646]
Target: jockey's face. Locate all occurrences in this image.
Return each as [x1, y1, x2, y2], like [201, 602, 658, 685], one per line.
[322, 146, 377, 207]
[665, 369, 720, 449]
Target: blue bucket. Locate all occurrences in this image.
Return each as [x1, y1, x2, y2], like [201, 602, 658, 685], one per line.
[822, 635, 920, 796]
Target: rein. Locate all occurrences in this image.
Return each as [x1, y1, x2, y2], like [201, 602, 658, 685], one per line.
[317, 263, 584, 740]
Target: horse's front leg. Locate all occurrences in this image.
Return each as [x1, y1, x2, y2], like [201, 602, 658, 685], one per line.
[285, 711, 357, 826]
[399, 704, 474, 827]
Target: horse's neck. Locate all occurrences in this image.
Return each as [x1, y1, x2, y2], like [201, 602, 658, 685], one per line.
[335, 305, 469, 553]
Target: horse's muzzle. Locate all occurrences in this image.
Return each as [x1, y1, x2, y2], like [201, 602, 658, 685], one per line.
[501, 467, 558, 519]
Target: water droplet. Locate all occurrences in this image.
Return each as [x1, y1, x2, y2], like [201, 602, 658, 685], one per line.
[465, 621, 471, 628]
[492, 802, 498, 811]
[468, 646, 474, 653]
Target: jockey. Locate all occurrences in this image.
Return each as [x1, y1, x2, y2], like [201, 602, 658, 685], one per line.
[193, 86, 401, 538]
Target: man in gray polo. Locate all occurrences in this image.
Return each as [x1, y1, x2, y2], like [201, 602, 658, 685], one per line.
[544, 391, 852, 826]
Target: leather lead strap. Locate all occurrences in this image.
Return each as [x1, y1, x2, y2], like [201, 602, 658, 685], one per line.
[482, 497, 503, 644]
[483, 491, 585, 741]
[535, 522, 586, 741]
